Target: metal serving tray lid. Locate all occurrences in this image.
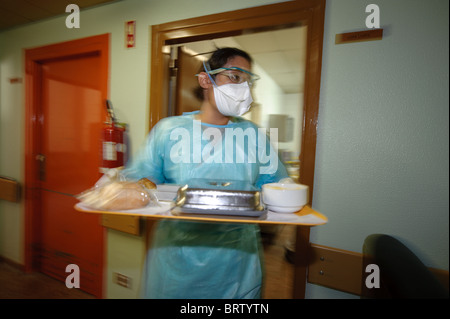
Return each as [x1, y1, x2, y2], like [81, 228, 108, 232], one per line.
[175, 179, 265, 215]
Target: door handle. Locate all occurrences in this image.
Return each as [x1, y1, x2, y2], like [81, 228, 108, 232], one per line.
[36, 154, 46, 181]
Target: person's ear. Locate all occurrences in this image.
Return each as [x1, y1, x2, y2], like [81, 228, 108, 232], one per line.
[198, 72, 212, 89]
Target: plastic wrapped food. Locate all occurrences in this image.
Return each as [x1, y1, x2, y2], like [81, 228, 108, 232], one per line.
[77, 168, 158, 211]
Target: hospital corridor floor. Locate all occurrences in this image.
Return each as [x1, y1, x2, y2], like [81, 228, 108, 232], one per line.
[0, 225, 295, 299]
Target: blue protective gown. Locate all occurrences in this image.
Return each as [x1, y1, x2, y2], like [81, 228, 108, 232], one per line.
[123, 111, 288, 299]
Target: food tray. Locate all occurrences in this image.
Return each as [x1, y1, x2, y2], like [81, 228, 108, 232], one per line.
[75, 203, 328, 226]
[74, 179, 328, 226]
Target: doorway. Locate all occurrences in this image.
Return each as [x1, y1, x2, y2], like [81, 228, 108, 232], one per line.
[149, 0, 325, 199]
[24, 34, 110, 298]
[149, 1, 325, 299]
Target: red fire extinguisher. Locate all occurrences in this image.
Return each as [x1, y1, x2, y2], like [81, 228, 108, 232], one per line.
[100, 100, 128, 174]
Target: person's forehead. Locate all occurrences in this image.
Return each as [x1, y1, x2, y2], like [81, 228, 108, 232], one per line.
[223, 56, 251, 71]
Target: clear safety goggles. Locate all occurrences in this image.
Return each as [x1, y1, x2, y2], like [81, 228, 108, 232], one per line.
[199, 61, 260, 87]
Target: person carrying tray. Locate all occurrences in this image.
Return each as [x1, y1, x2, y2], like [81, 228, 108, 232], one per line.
[123, 47, 290, 299]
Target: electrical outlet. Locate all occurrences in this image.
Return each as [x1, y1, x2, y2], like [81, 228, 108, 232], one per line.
[113, 272, 132, 288]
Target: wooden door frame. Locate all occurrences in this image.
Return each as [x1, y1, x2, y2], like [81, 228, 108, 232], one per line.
[150, 0, 325, 200]
[24, 34, 110, 297]
[149, 1, 326, 298]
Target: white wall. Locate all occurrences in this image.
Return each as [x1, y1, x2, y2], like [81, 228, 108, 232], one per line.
[308, 0, 449, 298]
[0, 0, 448, 299]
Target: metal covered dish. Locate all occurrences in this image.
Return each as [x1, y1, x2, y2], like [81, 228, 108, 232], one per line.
[175, 179, 266, 218]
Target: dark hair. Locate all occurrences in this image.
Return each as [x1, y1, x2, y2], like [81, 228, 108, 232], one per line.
[193, 47, 253, 101]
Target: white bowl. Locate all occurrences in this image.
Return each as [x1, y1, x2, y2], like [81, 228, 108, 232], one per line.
[266, 205, 304, 213]
[262, 183, 309, 213]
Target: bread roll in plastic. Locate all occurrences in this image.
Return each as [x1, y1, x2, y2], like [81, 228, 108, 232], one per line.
[77, 178, 157, 211]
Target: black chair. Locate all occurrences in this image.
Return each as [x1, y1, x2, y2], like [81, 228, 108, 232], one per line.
[362, 234, 448, 299]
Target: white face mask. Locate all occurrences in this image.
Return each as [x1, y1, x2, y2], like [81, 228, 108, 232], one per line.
[213, 81, 253, 117]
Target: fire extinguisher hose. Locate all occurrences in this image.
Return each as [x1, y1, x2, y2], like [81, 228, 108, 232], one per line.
[106, 99, 117, 123]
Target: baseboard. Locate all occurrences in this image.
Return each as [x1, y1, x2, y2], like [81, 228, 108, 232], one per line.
[307, 244, 449, 296]
[0, 256, 25, 272]
[308, 244, 363, 295]
[429, 267, 449, 291]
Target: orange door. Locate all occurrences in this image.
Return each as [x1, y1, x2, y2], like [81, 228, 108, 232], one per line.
[37, 52, 105, 298]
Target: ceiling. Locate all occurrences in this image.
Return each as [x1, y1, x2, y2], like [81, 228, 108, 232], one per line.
[0, 0, 119, 31]
[183, 26, 307, 94]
